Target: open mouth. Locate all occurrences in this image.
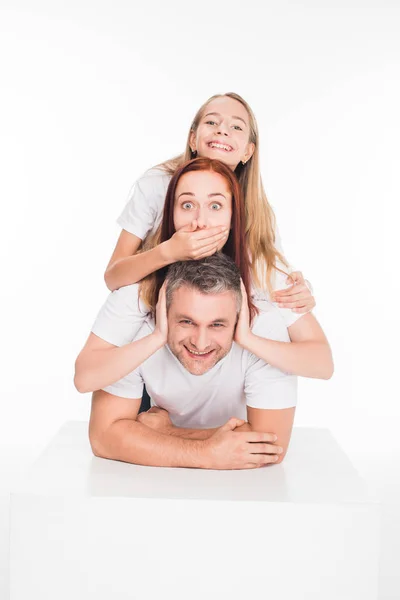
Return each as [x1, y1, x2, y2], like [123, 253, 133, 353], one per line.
[184, 346, 215, 360]
[207, 141, 233, 152]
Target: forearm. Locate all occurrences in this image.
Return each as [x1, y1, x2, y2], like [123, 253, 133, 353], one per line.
[240, 333, 334, 379]
[105, 242, 173, 291]
[91, 418, 208, 468]
[74, 332, 165, 393]
[168, 426, 219, 440]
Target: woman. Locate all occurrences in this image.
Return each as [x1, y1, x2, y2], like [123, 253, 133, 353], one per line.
[104, 92, 315, 316]
[75, 158, 332, 394]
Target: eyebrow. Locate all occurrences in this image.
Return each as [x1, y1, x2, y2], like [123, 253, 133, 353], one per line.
[175, 314, 230, 324]
[204, 111, 247, 127]
[177, 192, 227, 199]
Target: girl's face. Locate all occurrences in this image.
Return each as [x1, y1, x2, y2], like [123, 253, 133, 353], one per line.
[190, 96, 255, 171]
[173, 170, 232, 247]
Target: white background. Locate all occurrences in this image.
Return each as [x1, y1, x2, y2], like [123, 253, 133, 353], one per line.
[0, 0, 399, 597]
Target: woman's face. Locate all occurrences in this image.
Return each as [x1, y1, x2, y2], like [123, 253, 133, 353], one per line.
[173, 170, 232, 248]
[190, 96, 255, 171]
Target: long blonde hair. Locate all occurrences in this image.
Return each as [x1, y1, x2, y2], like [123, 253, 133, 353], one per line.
[155, 92, 290, 293]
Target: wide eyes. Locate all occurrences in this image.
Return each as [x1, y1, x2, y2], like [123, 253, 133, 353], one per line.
[180, 201, 222, 211]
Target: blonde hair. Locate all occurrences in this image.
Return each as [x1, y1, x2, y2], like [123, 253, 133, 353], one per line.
[154, 92, 290, 293]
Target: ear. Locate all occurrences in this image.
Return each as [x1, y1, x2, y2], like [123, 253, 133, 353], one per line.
[189, 130, 197, 152]
[243, 142, 255, 163]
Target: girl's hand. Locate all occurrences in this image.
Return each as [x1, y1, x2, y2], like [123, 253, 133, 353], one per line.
[234, 280, 253, 348]
[154, 281, 168, 344]
[271, 271, 316, 313]
[164, 220, 229, 262]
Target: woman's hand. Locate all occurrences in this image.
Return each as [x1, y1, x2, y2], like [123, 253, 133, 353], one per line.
[154, 281, 168, 344]
[163, 220, 229, 262]
[272, 271, 316, 313]
[234, 280, 253, 349]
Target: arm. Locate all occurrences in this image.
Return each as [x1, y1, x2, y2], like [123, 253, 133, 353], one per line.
[74, 331, 165, 393]
[236, 283, 333, 380]
[105, 225, 229, 291]
[89, 390, 281, 469]
[245, 406, 295, 464]
[75, 282, 168, 393]
[104, 230, 174, 291]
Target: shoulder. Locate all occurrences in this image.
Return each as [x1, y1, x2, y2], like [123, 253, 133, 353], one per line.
[251, 302, 290, 342]
[136, 167, 171, 192]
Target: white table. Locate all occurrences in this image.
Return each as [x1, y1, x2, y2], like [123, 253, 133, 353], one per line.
[9, 421, 380, 599]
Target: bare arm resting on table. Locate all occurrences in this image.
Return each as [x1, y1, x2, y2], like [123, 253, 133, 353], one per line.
[89, 390, 283, 470]
[138, 406, 295, 465]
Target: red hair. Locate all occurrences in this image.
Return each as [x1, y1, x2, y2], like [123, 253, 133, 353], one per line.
[155, 157, 257, 320]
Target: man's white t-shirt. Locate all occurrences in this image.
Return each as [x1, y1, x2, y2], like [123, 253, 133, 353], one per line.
[92, 285, 297, 429]
[116, 168, 303, 328]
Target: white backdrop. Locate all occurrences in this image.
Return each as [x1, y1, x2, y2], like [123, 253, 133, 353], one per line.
[0, 0, 399, 596]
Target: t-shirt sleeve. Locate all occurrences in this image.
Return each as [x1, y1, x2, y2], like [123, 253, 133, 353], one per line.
[102, 366, 144, 400]
[116, 170, 169, 240]
[245, 310, 298, 410]
[91, 284, 148, 347]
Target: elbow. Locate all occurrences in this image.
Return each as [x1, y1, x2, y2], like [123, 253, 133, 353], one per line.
[104, 268, 116, 292]
[74, 362, 93, 394]
[322, 352, 334, 380]
[316, 346, 334, 380]
[89, 424, 110, 459]
[74, 376, 90, 394]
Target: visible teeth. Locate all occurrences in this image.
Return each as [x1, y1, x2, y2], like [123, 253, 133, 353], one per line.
[188, 349, 210, 355]
[209, 142, 232, 151]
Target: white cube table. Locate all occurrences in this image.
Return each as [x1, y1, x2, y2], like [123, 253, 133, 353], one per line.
[10, 421, 380, 600]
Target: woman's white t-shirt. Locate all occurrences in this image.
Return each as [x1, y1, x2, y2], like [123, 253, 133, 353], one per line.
[116, 168, 303, 328]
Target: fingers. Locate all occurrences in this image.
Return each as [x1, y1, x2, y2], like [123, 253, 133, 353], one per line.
[248, 442, 283, 455]
[243, 454, 281, 469]
[286, 271, 304, 284]
[243, 431, 277, 443]
[272, 283, 308, 298]
[193, 237, 226, 257]
[193, 226, 227, 241]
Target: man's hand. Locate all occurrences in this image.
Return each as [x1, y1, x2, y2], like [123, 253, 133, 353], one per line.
[154, 281, 168, 344]
[271, 271, 316, 314]
[137, 406, 173, 434]
[202, 417, 282, 470]
[234, 280, 253, 348]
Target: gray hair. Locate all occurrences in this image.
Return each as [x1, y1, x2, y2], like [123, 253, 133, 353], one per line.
[165, 253, 242, 313]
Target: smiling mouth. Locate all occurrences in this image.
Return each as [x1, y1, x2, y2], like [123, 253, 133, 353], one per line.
[184, 346, 215, 360]
[207, 142, 233, 152]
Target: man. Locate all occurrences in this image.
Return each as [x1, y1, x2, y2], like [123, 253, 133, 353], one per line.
[81, 253, 297, 470]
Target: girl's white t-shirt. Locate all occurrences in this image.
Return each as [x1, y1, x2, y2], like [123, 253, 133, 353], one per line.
[116, 168, 303, 328]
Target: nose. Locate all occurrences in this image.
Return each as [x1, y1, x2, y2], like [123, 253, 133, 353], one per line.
[196, 206, 208, 229]
[190, 327, 210, 352]
[216, 121, 229, 136]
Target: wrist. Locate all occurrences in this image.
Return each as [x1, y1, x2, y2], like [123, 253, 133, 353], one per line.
[236, 330, 256, 352]
[159, 240, 176, 265]
[151, 330, 167, 349]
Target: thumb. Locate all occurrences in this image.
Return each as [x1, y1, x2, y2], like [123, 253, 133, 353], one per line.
[221, 417, 245, 431]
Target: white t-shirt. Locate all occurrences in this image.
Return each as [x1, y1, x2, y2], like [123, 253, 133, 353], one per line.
[92, 286, 297, 429]
[117, 168, 303, 327]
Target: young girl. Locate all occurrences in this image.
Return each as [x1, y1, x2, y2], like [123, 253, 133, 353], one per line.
[75, 158, 332, 394]
[104, 92, 315, 317]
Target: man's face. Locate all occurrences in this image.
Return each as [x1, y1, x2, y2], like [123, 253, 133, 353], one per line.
[167, 285, 238, 376]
